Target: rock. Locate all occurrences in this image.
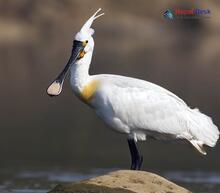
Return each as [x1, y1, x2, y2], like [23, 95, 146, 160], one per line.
[48, 170, 192, 193]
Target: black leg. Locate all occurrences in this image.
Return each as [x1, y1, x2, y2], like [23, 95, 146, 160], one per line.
[127, 138, 143, 170]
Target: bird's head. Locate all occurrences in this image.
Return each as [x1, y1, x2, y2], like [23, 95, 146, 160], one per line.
[47, 8, 104, 96]
[74, 8, 104, 61]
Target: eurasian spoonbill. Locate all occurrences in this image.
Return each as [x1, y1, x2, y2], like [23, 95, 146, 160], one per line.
[47, 9, 219, 170]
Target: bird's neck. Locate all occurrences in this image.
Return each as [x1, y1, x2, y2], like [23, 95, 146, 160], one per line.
[70, 51, 92, 93]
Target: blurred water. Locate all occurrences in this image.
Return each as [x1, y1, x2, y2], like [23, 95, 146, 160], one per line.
[0, 165, 220, 193]
[165, 171, 220, 193]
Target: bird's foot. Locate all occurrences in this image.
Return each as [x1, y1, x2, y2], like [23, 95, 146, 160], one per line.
[130, 155, 143, 170]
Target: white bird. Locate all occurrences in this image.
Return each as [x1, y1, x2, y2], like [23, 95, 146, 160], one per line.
[47, 9, 219, 170]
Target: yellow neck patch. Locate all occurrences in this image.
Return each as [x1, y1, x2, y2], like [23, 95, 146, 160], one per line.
[80, 79, 99, 103]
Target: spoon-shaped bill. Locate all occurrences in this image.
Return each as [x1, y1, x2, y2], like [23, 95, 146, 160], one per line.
[47, 80, 64, 96]
[47, 40, 85, 97]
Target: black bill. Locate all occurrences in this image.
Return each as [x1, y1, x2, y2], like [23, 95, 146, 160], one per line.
[47, 40, 85, 96]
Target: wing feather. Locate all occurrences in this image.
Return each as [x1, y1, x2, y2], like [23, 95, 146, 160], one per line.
[92, 74, 219, 146]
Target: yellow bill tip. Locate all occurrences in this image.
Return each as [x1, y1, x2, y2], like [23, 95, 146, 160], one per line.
[47, 81, 62, 96]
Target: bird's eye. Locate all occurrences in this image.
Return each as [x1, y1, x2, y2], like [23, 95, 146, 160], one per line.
[82, 40, 88, 47]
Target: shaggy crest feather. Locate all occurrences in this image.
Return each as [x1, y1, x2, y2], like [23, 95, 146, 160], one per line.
[75, 8, 104, 41]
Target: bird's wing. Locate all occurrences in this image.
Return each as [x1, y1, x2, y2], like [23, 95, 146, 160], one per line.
[91, 74, 219, 153]
[93, 74, 190, 137]
[94, 74, 186, 106]
[93, 74, 219, 147]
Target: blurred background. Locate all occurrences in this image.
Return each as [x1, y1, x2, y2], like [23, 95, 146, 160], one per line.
[0, 0, 220, 192]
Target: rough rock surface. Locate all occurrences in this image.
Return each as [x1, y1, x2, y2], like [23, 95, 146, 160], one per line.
[48, 170, 192, 193]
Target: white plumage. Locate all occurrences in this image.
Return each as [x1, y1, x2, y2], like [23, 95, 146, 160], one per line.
[88, 74, 219, 154]
[70, 9, 219, 155]
[47, 8, 219, 165]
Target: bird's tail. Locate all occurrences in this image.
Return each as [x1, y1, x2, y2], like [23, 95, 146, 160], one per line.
[187, 108, 219, 154]
[189, 139, 207, 155]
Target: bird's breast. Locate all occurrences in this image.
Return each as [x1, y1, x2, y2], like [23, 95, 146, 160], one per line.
[78, 79, 100, 104]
